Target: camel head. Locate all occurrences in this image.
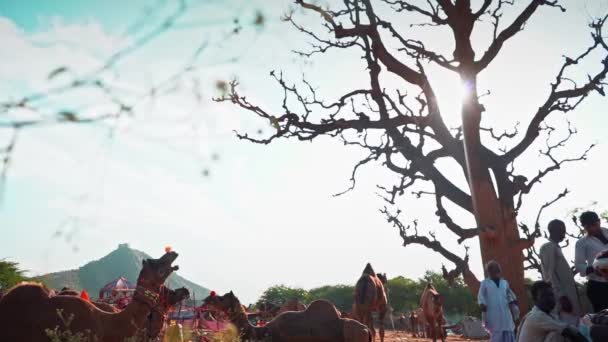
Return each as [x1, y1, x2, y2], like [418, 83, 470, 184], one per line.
[147, 287, 191, 338]
[167, 287, 190, 305]
[203, 291, 242, 316]
[137, 250, 179, 291]
[377, 273, 388, 284]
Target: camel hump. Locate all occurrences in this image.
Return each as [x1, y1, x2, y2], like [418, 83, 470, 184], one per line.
[5, 282, 51, 298]
[362, 263, 375, 276]
[355, 276, 376, 305]
[305, 300, 341, 319]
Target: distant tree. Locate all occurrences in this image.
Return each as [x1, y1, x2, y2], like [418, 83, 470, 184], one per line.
[0, 259, 25, 289]
[385, 276, 423, 313]
[256, 284, 309, 306]
[308, 284, 354, 312]
[256, 272, 480, 317]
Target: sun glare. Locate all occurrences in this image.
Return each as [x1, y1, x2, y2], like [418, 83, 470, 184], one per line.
[460, 79, 475, 104]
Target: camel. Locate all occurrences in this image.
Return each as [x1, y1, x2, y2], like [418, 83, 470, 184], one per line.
[415, 308, 427, 338]
[55, 285, 190, 338]
[277, 298, 306, 315]
[258, 301, 281, 319]
[0, 251, 180, 342]
[203, 291, 372, 342]
[353, 263, 388, 342]
[420, 283, 446, 342]
[148, 286, 190, 338]
[56, 288, 119, 312]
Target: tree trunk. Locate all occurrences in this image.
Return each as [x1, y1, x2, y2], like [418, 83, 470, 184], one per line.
[460, 78, 529, 314]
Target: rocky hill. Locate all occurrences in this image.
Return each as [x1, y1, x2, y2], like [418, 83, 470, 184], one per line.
[39, 243, 209, 300]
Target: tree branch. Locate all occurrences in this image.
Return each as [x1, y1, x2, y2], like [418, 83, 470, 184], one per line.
[519, 188, 570, 273]
[514, 122, 595, 211]
[434, 193, 479, 244]
[475, 0, 566, 73]
[380, 0, 448, 25]
[381, 207, 480, 292]
[0, 128, 19, 203]
[504, 16, 608, 162]
[294, 0, 459, 154]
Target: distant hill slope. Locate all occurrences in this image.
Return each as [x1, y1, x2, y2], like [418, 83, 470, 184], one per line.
[39, 243, 210, 300]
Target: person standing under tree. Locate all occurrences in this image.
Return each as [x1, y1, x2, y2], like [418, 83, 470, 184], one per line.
[478, 261, 518, 342]
[539, 219, 582, 322]
[575, 211, 608, 312]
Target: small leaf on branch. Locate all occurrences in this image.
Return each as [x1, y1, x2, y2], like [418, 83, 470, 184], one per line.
[57, 111, 78, 122]
[269, 117, 280, 129]
[48, 66, 68, 80]
[253, 11, 265, 28]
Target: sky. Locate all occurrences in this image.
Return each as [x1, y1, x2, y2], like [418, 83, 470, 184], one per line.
[1, 0, 607, 304]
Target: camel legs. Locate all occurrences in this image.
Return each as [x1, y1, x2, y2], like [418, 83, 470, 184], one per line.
[429, 318, 445, 342]
[368, 312, 376, 342]
[378, 310, 385, 342]
[439, 320, 446, 342]
[429, 318, 436, 342]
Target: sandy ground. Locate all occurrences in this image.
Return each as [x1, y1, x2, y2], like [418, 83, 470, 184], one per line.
[382, 331, 488, 342]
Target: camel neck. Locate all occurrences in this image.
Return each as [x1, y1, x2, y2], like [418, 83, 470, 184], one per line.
[104, 294, 153, 339]
[230, 306, 267, 340]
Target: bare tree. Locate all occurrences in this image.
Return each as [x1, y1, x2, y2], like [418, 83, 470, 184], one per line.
[217, 0, 608, 311]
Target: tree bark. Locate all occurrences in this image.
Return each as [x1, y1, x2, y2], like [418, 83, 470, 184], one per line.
[460, 79, 529, 313]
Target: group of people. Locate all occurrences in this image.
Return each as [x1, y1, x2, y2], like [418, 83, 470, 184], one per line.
[478, 211, 608, 342]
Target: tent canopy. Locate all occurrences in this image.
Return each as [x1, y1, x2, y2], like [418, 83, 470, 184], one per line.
[98, 276, 135, 299]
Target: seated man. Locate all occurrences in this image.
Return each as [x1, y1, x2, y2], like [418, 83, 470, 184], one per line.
[517, 281, 586, 342]
[581, 309, 608, 341]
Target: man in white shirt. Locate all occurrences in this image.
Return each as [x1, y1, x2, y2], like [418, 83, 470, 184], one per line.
[478, 261, 517, 342]
[575, 211, 608, 312]
[539, 219, 582, 321]
[516, 281, 585, 342]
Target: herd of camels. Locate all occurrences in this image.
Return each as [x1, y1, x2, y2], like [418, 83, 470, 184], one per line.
[0, 251, 447, 342]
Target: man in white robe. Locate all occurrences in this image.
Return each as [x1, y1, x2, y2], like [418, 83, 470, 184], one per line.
[539, 219, 583, 321]
[575, 211, 608, 313]
[517, 281, 586, 342]
[478, 261, 517, 342]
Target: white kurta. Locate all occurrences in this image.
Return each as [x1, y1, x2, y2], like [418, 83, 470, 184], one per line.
[516, 306, 568, 342]
[574, 227, 608, 283]
[539, 240, 583, 318]
[478, 279, 516, 334]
